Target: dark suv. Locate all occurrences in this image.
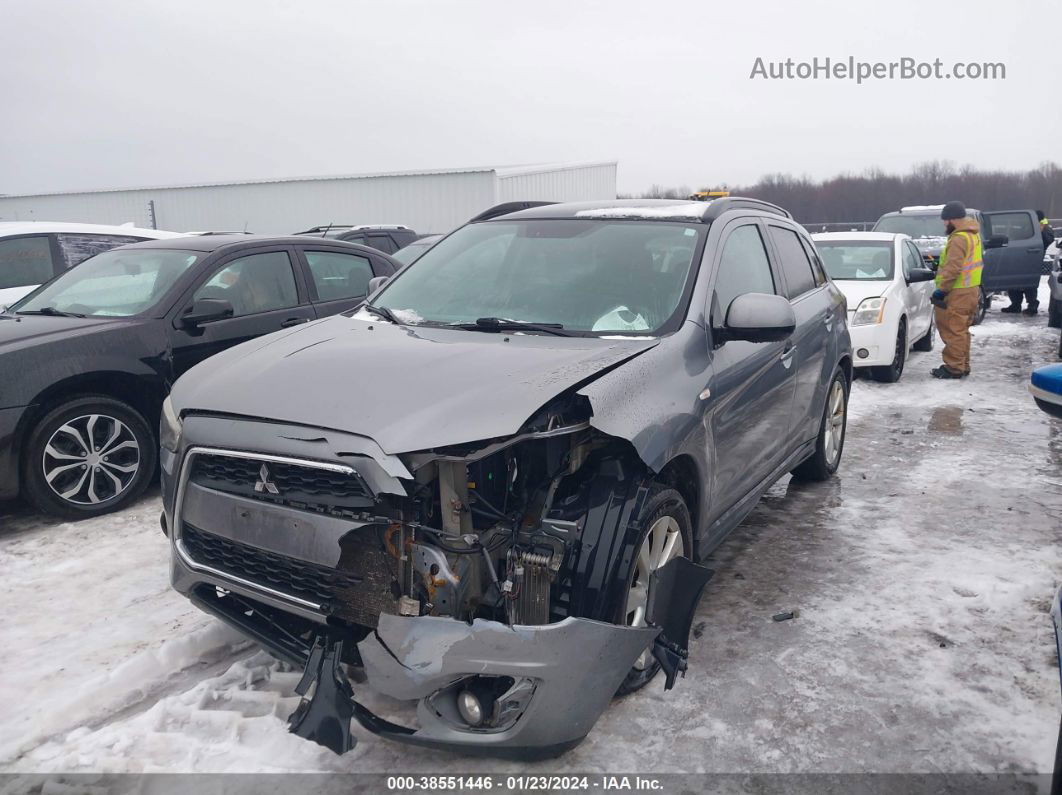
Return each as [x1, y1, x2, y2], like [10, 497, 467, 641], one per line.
[163, 198, 852, 757]
[294, 225, 419, 254]
[874, 206, 1044, 323]
[0, 235, 397, 518]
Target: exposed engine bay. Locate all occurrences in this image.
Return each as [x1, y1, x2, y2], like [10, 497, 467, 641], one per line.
[362, 395, 599, 630]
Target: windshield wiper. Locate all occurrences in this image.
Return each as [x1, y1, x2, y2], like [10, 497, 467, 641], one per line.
[362, 303, 401, 324]
[16, 307, 86, 318]
[454, 317, 576, 337]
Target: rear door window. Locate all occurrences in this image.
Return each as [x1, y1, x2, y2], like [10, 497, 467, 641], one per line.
[985, 212, 1035, 241]
[367, 234, 398, 254]
[55, 233, 146, 269]
[768, 225, 818, 299]
[0, 235, 57, 289]
[304, 250, 375, 301]
[799, 235, 828, 285]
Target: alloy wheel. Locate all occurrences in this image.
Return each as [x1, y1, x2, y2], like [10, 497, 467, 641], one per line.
[626, 514, 685, 670]
[42, 414, 141, 505]
[823, 379, 846, 468]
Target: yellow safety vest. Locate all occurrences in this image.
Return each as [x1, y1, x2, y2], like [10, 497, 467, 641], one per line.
[936, 229, 983, 289]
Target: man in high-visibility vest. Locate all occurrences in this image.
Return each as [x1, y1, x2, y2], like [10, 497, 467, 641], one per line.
[930, 201, 982, 379]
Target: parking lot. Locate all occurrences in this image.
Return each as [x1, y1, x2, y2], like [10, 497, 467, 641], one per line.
[1, 291, 1059, 776]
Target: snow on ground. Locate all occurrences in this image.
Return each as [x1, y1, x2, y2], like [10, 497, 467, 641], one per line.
[0, 496, 248, 765]
[1, 298, 1060, 775]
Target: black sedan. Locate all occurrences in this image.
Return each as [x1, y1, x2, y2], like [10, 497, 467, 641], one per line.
[0, 234, 398, 519]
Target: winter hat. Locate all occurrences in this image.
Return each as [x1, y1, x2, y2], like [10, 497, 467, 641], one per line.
[940, 201, 967, 221]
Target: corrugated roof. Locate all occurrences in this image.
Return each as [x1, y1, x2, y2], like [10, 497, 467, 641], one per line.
[0, 161, 618, 199]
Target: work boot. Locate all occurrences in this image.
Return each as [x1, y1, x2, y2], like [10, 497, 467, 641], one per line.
[1001, 304, 1022, 314]
[931, 365, 964, 379]
[1023, 303, 1039, 316]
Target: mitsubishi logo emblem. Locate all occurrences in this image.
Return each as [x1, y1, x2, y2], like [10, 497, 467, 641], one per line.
[254, 463, 280, 495]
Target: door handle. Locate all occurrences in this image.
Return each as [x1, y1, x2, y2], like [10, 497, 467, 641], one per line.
[1027, 247, 1042, 253]
[823, 315, 833, 331]
[281, 317, 310, 327]
[780, 342, 796, 368]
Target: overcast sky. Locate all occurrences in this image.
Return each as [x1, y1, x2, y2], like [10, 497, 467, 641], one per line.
[1, 0, 1057, 196]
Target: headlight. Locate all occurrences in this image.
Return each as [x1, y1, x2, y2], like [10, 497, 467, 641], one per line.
[851, 297, 886, 326]
[160, 396, 183, 452]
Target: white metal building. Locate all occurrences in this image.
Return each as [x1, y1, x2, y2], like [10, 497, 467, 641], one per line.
[0, 162, 617, 235]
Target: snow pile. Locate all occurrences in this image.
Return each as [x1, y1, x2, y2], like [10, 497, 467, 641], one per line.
[0, 495, 246, 765]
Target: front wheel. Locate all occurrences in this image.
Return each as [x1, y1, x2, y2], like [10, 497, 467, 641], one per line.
[614, 485, 692, 696]
[871, 320, 906, 383]
[791, 369, 848, 482]
[22, 396, 156, 520]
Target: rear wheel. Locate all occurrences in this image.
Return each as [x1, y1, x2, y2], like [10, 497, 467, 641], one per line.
[1049, 298, 1062, 329]
[791, 369, 848, 482]
[912, 315, 935, 352]
[871, 320, 906, 382]
[614, 485, 692, 696]
[972, 288, 988, 326]
[22, 396, 156, 520]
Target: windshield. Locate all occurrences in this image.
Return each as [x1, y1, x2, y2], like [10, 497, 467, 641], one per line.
[816, 241, 895, 281]
[13, 248, 201, 317]
[372, 220, 702, 334]
[873, 214, 947, 239]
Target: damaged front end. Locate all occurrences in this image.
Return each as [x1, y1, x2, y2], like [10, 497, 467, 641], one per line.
[169, 397, 711, 756]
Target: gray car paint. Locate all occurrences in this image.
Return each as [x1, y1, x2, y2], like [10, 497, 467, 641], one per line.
[168, 313, 659, 456]
[164, 201, 852, 755]
[358, 614, 659, 751]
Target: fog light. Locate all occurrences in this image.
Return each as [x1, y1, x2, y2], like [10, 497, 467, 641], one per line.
[857, 348, 869, 359]
[457, 689, 485, 727]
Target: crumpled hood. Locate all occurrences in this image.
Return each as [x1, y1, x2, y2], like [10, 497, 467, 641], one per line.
[170, 314, 658, 454]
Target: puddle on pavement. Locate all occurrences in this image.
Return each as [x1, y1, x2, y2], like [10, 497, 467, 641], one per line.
[928, 405, 965, 436]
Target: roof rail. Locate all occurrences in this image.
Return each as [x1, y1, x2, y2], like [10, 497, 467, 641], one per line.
[469, 200, 558, 223]
[703, 197, 793, 220]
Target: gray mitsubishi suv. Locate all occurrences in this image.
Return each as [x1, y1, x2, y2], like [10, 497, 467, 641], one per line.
[160, 197, 853, 758]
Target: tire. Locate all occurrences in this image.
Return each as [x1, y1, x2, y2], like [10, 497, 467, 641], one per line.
[791, 369, 849, 482]
[22, 396, 156, 520]
[912, 315, 935, 352]
[972, 288, 988, 326]
[871, 320, 906, 383]
[1049, 298, 1062, 330]
[613, 484, 693, 696]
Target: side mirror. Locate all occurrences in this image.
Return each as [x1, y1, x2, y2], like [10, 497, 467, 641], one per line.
[985, 235, 1009, 250]
[908, 268, 936, 283]
[718, 293, 796, 344]
[181, 298, 234, 327]
[367, 275, 390, 295]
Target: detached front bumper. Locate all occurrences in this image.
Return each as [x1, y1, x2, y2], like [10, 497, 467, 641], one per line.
[356, 614, 659, 755]
[183, 573, 660, 757]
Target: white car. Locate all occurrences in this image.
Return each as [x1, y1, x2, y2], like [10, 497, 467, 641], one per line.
[813, 232, 937, 382]
[0, 222, 182, 308]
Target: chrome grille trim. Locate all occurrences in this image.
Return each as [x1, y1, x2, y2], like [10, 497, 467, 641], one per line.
[173, 446, 363, 613]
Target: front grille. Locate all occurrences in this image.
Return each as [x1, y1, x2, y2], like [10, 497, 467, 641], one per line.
[190, 453, 374, 517]
[182, 523, 399, 628]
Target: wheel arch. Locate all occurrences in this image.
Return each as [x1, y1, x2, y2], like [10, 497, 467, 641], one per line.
[15, 371, 166, 480]
[655, 454, 701, 556]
